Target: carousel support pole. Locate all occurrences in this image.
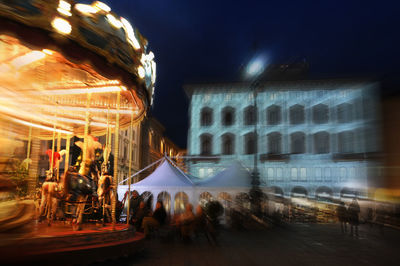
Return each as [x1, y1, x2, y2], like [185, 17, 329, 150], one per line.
[127, 112, 134, 225]
[56, 132, 61, 181]
[50, 125, 56, 176]
[26, 126, 32, 170]
[64, 136, 70, 174]
[27, 130, 40, 195]
[80, 93, 91, 176]
[112, 91, 121, 228]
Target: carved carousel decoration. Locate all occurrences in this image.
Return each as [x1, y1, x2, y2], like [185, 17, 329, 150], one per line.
[0, 0, 156, 233]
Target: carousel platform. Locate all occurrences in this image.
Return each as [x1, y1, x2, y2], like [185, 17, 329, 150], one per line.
[1, 222, 145, 265]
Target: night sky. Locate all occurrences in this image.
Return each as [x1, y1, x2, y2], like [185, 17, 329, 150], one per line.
[96, 0, 399, 148]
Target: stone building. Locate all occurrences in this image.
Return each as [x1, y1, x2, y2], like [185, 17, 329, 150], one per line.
[185, 79, 381, 199]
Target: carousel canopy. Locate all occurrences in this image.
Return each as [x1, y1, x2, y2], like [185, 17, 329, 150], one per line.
[0, 0, 156, 139]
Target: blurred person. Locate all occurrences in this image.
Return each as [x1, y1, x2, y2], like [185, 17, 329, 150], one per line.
[177, 203, 195, 241]
[366, 207, 374, 228]
[131, 201, 147, 231]
[348, 198, 360, 237]
[337, 201, 348, 233]
[141, 200, 167, 238]
[129, 190, 141, 221]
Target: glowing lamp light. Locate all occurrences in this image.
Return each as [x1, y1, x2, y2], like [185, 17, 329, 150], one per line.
[10, 51, 46, 69]
[121, 17, 141, 50]
[137, 66, 145, 79]
[106, 14, 123, 28]
[245, 53, 268, 79]
[51, 17, 72, 35]
[94, 1, 111, 12]
[75, 3, 98, 14]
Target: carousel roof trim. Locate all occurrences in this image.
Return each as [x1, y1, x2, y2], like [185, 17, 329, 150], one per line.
[0, 0, 156, 106]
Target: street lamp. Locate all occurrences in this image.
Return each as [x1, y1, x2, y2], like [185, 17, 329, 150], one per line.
[244, 53, 268, 217]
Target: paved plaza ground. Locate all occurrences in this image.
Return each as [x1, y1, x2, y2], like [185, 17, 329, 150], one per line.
[93, 223, 400, 266]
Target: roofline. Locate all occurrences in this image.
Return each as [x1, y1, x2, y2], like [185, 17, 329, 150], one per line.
[183, 77, 379, 98]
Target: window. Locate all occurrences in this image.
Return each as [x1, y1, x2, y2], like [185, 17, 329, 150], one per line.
[312, 104, 329, 124]
[314, 131, 330, 154]
[222, 107, 235, 126]
[300, 168, 307, 181]
[315, 168, 322, 181]
[267, 168, 274, 180]
[221, 133, 234, 155]
[267, 105, 281, 125]
[200, 134, 212, 155]
[200, 107, 213, 126]
[291, 132, 305, 154]
[338, 131, 354, 153]
[244, 132, 256, 154]
[324, 168, 331, 181]
[291, 168, 298, 181]
[337, 103, 353, 123]
[268, 132, 282, 154]
[244, 106, 257, 125]
[276, 168, 283, 181]
[289, 104, 305, 124]
[340, 167, 347, 182]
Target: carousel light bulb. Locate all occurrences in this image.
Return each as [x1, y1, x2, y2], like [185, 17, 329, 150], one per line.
[10, 51, 46, 69]
[106, 14, 123, 29]
[75, 3, 98, 14]
[11, 118, 73, 135]
[138, 66, 145, 79]
[120, 17, 141, 50]
[57, 0, 72, 16]
[94, 1, 111, 12]
[51, 17, 72, 35]
[42, 49, 54, 55]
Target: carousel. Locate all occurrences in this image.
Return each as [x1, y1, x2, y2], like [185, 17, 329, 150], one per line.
[0, 0, 155, 262]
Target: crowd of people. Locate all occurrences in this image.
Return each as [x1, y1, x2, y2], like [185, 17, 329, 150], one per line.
[128, 191, 217, 243]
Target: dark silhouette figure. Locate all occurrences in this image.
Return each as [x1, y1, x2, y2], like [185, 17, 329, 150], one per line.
[337, 201, 348, 233]
[348, 198, 360, 237]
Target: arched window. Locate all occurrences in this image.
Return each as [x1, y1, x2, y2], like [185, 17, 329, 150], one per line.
[337, 103, 353, 123]
[244, 106, 257, 125]
[200, 134, 212, 155]
[289, 104, 305, 124]
[267, 105, 281, 125]
[338, 131, 354, 153]
[200, 107, 213, 126]
[222, 107, 235, 126]
[314, 131, 330, 154]
[267, 132, 282, 154]
[244, 132, 256, 154]
[312, 104, 329, 124]
[290, 132, 305, 154]
[221, 133, 234, 155]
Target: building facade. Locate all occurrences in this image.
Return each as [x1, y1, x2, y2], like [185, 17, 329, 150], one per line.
[139, 117, 183, 180]
[185, 79, 381, 199]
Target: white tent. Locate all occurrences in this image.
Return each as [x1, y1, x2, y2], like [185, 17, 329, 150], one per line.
[194, 161, 252, 204]
[118, 159, 195, 213]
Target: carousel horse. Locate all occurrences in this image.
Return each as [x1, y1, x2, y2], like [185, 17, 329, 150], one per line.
[38, 150, 66, 224]
[38, 170, 65, 225]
